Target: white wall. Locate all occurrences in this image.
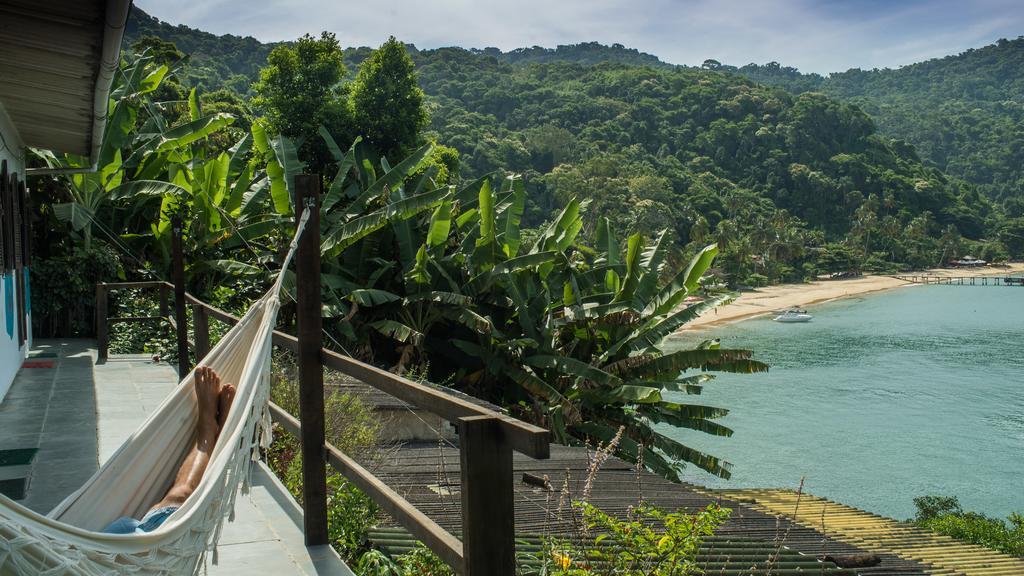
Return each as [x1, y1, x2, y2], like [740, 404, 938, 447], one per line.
[0, 102, 27, 401]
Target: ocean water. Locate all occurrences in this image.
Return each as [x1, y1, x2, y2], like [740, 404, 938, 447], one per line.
[661, 284, 1024, 520]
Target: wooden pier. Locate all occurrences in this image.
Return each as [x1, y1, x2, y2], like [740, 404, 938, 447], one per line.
[891, 275, 1024, 286]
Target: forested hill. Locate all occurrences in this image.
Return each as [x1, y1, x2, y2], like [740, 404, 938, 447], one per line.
[125, 6, 1023, 277]
[730, 38, 1024, 205]
[126, 7, 672, 90]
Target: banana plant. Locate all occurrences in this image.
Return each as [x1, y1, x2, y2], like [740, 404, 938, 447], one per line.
[34, 51, 234, 251]
[343, 165, 768, 480]
[108, 133, 283, 291]
[32, 51, 168, 248]
[458, 212, 767, 480]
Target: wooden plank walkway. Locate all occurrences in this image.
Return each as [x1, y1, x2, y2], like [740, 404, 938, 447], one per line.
[718, 489, 1024, 576]
[363, 442, 930, 575]
[890, 275, 1024, 286]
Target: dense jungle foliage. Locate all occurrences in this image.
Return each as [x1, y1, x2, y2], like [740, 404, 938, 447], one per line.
[32, 6, 1023, 486]
[125, 7, 1022, 282]
[29, 35, 770, 484]
[730, 38, 1024, 210]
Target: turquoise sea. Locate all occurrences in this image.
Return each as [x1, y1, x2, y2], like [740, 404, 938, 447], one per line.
[662, 284, 1024, 520]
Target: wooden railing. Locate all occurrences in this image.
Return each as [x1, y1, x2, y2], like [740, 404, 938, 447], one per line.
[96, 277, 550, 574]
[94, 177, 550, 575]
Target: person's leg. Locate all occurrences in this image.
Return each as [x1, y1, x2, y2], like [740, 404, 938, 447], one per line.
[150, 366, 228, 511]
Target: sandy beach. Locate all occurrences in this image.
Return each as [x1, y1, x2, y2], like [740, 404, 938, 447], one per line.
[685, 263, 1024, 331]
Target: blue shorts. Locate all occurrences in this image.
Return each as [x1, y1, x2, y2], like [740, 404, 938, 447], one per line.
[102, 506, 179, 534]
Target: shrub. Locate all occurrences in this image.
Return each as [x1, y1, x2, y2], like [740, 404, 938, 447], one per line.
[744, 273, 769, 287]
[266, 367, 385, 563]
[106, 288, 178, 359]
[30, 244, 120, 337]
[913, 495, 1024, 557]
[537, 502, 731, 575]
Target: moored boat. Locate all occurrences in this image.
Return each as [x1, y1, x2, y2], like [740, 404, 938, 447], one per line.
[774, 308, 813, 322]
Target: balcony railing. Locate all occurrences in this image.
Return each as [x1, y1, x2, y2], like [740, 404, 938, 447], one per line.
[94, 176, 550, 575]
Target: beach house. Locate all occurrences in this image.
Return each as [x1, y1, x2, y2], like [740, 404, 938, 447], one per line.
[0, 0, 130, 397]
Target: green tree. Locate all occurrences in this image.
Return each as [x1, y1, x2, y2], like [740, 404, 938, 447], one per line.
[350, 37, 428, 161]
[131, 35, 184, 67]
[252, 32, 353, 175]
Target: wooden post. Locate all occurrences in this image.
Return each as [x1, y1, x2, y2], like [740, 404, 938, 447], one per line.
[170, 217, 190, 377]
[96, 284, 108, 361]
[459, 415, 515, 576]
[295, 174, 328, 546]
[193, 304, 210, 362]
[159, 284, 169, 317]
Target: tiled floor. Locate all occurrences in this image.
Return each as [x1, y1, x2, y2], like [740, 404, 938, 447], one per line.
[0, 339, 352, 576]
[0, 340, 97, 513]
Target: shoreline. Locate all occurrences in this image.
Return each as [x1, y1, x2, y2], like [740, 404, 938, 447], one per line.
[683, 264, 1024, 332]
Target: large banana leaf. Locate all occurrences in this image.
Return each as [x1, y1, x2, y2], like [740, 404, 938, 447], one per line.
[612, 233, 644, 304]
[643, 243, 719, 316]
[577, 384, 663, 404]
[604, 293, 733, 360]
[523, 355, 623, 388]
[349, 289, 402, 306]
[344, 143, 434, 220]
[426, 201, 452, 249]
[156, 113, 235, 152]
[251, 121, 290, 216]
[271, 136, 304, 208]
[370, 320, 424, 345]
[108, 180, 188, 201]
[52, 203, 94, 232]
[500, 175, 525, 257]
[321, 187, 450, 258]
[323, 136, 362, 212]
[472, 179, 497, 270]
[604, 348, 764, 379]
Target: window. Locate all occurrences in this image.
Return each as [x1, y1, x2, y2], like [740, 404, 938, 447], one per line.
[0, 159, 11, 271]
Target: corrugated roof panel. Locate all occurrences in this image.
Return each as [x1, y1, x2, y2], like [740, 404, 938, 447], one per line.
[367, 527, 858, 575]
[0, 0, 123, 157]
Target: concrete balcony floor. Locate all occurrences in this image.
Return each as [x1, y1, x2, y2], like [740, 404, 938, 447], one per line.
[0, 339, 352, 576]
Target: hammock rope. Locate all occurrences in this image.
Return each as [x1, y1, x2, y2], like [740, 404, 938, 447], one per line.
[0, 210, 312, 576]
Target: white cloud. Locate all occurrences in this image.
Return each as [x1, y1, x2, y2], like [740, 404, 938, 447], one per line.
[134, 0, 1024, 73]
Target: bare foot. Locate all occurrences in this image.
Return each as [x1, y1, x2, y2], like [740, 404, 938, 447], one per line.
[195, 366, 221, 431]
[217, 383, 236, 429]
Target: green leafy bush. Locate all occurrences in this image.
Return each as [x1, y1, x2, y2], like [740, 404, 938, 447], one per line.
[744, 273, 769, 288]
[106, 289, 178, 359]
[537, 502, 730, 575]
[30, 244, 120, 337]
[394, 545, 454, 576]
[266, 374, 384, 563]
[913, 495, 1024, 557]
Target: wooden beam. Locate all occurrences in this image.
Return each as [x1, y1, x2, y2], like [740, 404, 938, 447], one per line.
[178, 293, 550, 460]
[192, 304, 210, 362]
[96, 281, 170, 290]
[108, 316, 165, 323]
[159, 284, 169, 318]
[95, 284, 108, 361]
[170, 216, 190, 378]
[321, 349, 550, 459]
[269, 403, 465, 572]
[295, 174, 328, 546]
[460, 415, 516, 576]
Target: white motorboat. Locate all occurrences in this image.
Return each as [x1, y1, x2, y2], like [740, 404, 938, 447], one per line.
[773, 309, 813, 323]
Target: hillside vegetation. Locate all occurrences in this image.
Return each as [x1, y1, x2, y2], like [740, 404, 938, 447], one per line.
[125, 7, 1021, 280]
[731, 38, 1024, 208]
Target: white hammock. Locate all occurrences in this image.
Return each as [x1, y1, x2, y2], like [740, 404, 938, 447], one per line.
[0, 213, 311, 575]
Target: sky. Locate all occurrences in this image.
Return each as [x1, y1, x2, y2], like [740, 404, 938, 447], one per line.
[135, 0, 1024, 74]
